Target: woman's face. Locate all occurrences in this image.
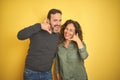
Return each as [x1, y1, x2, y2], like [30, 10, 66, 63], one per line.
[64, 23, 75, 40]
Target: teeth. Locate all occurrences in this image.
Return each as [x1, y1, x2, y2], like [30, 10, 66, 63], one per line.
[65, 34, 69, 37]
[55, 26, 59, 29]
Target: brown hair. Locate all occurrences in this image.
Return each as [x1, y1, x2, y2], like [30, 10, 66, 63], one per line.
[59, 19, 83, 44]
[47, 9, 62, 20]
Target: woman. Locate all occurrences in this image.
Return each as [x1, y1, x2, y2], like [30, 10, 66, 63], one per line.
[55, 19, 88, 80]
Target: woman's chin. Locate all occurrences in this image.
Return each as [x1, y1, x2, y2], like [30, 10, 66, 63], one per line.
[65, 38, 71, 41]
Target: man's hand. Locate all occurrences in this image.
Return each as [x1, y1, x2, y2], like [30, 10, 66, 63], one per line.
[41, 19, 52, 34]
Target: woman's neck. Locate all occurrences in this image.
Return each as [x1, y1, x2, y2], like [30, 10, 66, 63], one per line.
[64, 40, 71, 48]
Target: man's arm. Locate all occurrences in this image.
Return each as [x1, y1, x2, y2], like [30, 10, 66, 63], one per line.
[17, 23, 41, 40]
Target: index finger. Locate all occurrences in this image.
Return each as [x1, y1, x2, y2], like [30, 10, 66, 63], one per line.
[43, 18, 48, 23]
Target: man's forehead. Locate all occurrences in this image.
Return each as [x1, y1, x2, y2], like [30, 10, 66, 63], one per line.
[51, 13, 61, 19]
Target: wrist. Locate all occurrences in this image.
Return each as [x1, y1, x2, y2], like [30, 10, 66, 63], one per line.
[76, 39, 83, 48]
[41, 23, 43, 30]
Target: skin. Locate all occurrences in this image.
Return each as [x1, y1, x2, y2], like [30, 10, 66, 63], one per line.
[41, 13, 62, 80]
[41, 13, 62, 33]
[57, 23, 83, 80]
[64, 23, 83, 48]
[64, 23, 76, 48]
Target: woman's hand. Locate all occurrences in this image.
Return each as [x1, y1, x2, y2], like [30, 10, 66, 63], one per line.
[70, 34, 83, 49]
[56, 73, 61, 80]
[70, 34, 79, 42]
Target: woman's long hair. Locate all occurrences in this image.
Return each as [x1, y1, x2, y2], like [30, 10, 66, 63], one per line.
[59, 19, 83, 44]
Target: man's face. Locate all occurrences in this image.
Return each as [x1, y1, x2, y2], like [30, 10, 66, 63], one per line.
[48, 13, 62, 33]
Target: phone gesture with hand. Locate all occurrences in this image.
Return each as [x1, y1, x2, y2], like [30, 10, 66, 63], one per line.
[41, 19, 52, 34]
[71, 34, 83, 48]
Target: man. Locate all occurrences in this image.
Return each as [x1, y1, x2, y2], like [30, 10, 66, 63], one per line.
[17, 9, 62, 80]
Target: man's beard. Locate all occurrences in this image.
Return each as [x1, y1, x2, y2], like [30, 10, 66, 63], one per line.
[50, 23, 60, 32]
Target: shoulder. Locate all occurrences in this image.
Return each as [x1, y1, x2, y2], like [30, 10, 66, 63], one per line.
[33, 23, 41, 27]
[58, 42, 64, 48]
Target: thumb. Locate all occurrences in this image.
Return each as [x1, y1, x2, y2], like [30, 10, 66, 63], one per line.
[70, 33, 78, 41]
[47, 28, 52, 34]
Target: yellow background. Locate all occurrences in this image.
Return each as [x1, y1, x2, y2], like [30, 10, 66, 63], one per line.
[0, 0, 120, 80]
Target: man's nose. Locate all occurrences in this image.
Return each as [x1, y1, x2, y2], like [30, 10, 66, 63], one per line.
[57, 21, 61, 25]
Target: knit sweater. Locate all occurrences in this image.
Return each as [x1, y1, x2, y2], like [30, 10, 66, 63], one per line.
[17, 23, 59, 71]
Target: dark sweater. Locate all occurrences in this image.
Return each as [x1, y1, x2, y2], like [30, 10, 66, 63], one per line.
[17, 23, 59, 71]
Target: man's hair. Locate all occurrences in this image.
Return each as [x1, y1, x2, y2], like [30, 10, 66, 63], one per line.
[47, 9, 62, 20]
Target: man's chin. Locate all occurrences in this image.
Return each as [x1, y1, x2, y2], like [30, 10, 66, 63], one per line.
[53, 30, 59, 33]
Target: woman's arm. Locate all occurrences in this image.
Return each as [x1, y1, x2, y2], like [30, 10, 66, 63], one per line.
[71, 34, 88, 60]
[78, 42, 88, 60]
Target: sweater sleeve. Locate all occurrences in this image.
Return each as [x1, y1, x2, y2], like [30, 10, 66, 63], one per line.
[78, 42, 88, 60]
[17, 23, 41, 40]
